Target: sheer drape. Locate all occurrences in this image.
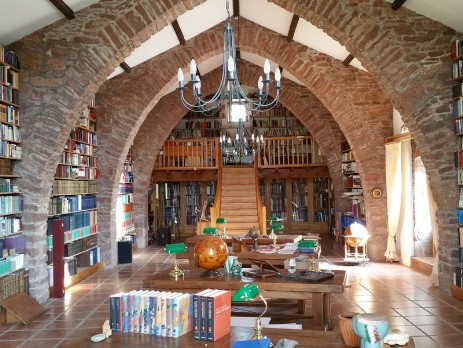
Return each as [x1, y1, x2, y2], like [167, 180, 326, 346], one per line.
[385, 142, 401, 261]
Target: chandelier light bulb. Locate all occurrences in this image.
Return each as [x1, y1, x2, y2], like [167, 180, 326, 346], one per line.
[263, 59, 270, 75]
[228, 56, 235, 78]
[190, 59, 197, 77]
[177, 68, 184, 88]
[258, 76, 264, 92]
[194, 75, 201, 94]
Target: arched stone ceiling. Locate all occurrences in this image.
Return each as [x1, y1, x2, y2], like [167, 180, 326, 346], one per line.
[8, 0, 456, 300]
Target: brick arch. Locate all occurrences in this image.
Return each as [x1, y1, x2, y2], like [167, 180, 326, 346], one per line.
[97, 18, 391, 264]
[131, 60, 348, 247]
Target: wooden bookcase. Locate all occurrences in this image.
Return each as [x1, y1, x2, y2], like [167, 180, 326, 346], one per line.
[170, 110, 221, 139]
[116, 147, 135, 242]
[47, 96, 101, 296]
[0, 46, 29, 303]
[340, 139, 365, 235]
[452, 38, 463, 298]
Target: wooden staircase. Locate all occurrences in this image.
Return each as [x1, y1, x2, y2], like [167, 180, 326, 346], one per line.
[219, 166, 259, 236]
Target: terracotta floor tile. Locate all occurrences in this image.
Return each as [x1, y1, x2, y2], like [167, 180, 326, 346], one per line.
[419, 324, 462, 335]
[410, 336, 442, 348]
[21, 339, 63, 348]
[394, 307, 433, 316]
[405, 315, 446, 325]
[431, 334, 463, 347]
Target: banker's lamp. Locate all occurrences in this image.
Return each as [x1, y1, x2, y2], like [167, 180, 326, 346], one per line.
[268, 216, 284, 250]
[165, 243, 186, 279]
[232, 283, 269, 342]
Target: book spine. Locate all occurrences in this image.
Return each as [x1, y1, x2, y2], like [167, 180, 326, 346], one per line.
[193, 294, 200, 339]
[206, 296, 214, 341]
[200, 294, 208, 340]
[110, 296, 116, 331]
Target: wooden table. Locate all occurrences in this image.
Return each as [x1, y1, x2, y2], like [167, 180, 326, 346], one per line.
[177, 249, 320, 268]
[142, 268, 345, 328]
[68, 326, 416, 347]
[185, 234, 303, 246]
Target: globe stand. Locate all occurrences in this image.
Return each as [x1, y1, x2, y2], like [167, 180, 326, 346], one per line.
[200, 269, 224, 278]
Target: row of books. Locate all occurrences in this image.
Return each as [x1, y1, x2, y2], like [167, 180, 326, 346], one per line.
[454, 83, 463, 99]
[47, 257, 78, 287]
[0, 141, 21, 159]
[0, 195, 21, 215]
[61, 151, 97, 167]
[341, 150, 355, 162]
[313, 210, 328, 222]
[182, 120, 221, 130]
[70, 127, 97, 145]
[47, 225, 97, 247]
[0, 85, 18, 105]
[351, 200, 366, 220]
[344, 175, 362, 188]
[109, 290, 193, 337]
[0, 66, 19, 89]
[0, 268, 28, 301]
[452, 40, 463, 60]
[71, 142, 97, 156]
[452, 60, 463, 80]
[48, 194, 97, 215]
[117, 193, 132, 205]
[47, 210, 97, 233]
[0, 255, 21, 276]
[55, 164, 98, 180]
[0, 123, 20, 143]
[118, 183, 133, 194]
[258, 128, 309, 137]
[342, 161, 358, 174]
[120, 171, 133, 183]
[170, 129, 221, 139]
[0, 217, 21, 236]
[52, 179, 97, 196]
[0, 104, 18, 125]
[2, 234, 25, 253]
[0, 178, 18, 193]
[0, 46, 20, 69]
[253, 118, 303, 128]
[64, 234, 98, 257]
[454, 265, 463, 287]
[452, 97, 463, 118]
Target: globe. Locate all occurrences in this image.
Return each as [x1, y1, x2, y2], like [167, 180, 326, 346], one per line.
[194, 236, 229, 277]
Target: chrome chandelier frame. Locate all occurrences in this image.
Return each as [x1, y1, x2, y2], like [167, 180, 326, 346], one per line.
[177, 0, 281, 116]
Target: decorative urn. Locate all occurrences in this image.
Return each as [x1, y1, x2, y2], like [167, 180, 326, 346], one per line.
[194, 236, 229, 277]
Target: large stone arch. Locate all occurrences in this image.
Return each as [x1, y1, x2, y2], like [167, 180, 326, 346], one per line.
[130, 60, 348, 248]
[7, 0, 455, 300]
[96, 18, 391, 270]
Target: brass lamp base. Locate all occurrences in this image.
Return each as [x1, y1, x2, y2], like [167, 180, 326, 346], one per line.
[168, 261, 184, 279]
[251, 295, 272, 347]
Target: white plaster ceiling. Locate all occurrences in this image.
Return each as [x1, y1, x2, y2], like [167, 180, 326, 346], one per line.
[1, 0, 462, 84]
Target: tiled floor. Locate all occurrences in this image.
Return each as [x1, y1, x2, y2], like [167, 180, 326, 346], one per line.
[1, 235, 462, 347]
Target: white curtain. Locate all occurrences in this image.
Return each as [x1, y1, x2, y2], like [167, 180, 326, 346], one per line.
[385, 142, 402, 261]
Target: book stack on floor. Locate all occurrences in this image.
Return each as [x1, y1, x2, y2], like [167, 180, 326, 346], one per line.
[193, 289, 231, 342]
[109, 290, 193, 338]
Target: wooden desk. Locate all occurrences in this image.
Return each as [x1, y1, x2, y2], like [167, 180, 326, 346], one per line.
[142, 268, 345, 328]
[70, 326, 416, 347]
[185, 234, 303, 246]
[177, 249, 320, 268]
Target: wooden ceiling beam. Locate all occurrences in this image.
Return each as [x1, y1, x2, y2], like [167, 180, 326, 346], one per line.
[391, 0, 407, 11]
[233, 0, 240, 19]
[49, 0, 75, 20]
[172, 19, 186, 46]
[343, 54, 354, 67]
[120, 62, 132, 74]
[287, 14, 299, 42]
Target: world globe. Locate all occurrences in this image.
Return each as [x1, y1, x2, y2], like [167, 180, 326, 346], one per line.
[194, 236, 229, 277]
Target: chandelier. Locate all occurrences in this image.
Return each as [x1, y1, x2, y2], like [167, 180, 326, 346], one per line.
[176, 0, 281, 117]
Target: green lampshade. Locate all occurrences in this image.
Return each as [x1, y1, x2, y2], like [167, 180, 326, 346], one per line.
[267, 216, 281, 222]
[269, 224, 284, 231]
[203, 227, 218, 235]
[232, 283, 260, 302]
[216, 217, 227, 224]
[165, 243, 186, 254]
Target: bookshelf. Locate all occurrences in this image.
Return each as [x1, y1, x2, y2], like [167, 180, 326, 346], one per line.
[452, 39, 463, 297]
[185, 182, 201, 225]
[340, 139, 365, 235]
[269, 179, 287, 221]
[47, 96, 101, 296]
[116, 147, 135, 242]
[0, 46, 27, 300]
[170, 110, 221, 139]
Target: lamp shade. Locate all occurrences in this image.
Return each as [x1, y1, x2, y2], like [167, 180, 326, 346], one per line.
[269, 224, 284, 231]
[165, 243, 186, 254]
[216, 217, 227, 224]
[232, 283, 260, 302]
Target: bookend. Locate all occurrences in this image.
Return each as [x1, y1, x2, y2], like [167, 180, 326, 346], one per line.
[0, 292, 48, 325]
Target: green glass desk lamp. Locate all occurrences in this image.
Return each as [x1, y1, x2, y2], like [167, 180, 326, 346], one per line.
[232, 283, 270, 343]
[203, 227, 218, 235]
[268, 223, 283, 250]
[165, 243, 186, 279]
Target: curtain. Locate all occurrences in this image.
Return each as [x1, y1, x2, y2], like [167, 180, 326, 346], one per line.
[385, 142, 402, 261]
[427, 174, 439, 286]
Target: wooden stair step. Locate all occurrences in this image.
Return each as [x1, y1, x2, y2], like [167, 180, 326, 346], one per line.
[220, 216, 259, 223]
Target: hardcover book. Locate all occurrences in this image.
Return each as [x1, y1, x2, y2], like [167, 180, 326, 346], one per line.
[206, 290, 231, 341]
[171, 293, 192, 338]
[192, 288, 214, 340]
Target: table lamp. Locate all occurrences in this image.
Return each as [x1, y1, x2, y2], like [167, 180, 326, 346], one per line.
[268, 223, 283, 250]
[216, 217, 228, 238]
[232, 283, 269, 342]
[165, 243, 186, 279]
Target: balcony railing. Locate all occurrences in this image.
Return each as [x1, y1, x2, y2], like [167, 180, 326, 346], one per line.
[154, 136, 324, 170]
[154, 139, 219, 170]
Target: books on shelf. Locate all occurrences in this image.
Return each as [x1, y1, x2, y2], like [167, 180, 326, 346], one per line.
[109, 290, 194, 338]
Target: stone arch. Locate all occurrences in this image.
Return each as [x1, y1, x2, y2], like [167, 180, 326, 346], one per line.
[131, 60, 348, 248]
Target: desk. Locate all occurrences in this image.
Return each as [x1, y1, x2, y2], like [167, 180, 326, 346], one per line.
[185, 234, 303, 246]
[177, 249, 320, 268]
[142, 268, 345, 328]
